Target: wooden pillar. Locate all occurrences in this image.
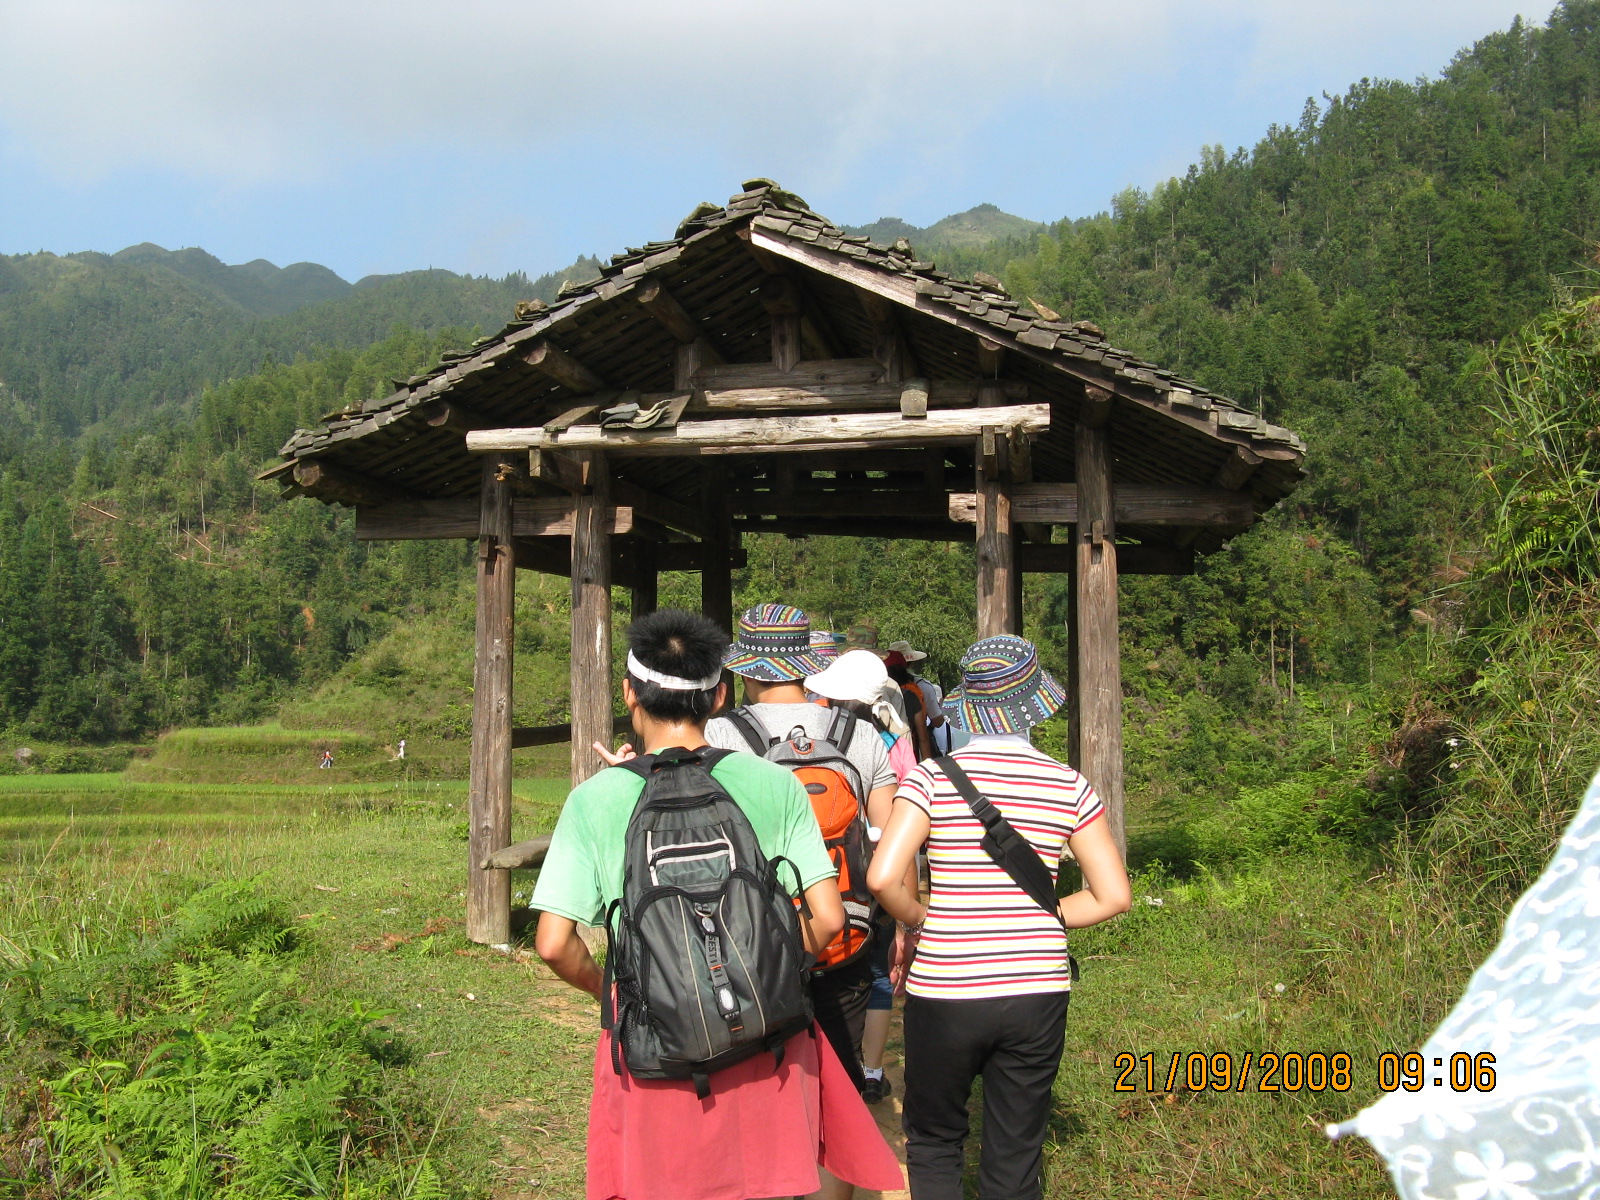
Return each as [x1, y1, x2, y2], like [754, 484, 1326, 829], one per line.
[700, 464, 734, 634]
[1065, 547, 1081, 768]
[631, 538, 658, 619]
[974, 434, 1018, 637]
[570, 450, 613, 788]
[467, 457, 516, 946]
[1075, 423, 1125, 854]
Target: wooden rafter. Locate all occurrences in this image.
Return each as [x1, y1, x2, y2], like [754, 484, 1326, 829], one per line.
[524, 341, 605, 393]
[465, 404, 1050, 456]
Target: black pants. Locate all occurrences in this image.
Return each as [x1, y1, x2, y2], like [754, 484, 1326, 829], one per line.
[902, 990, 1070, 1200]
[809, 954, 872, 1091]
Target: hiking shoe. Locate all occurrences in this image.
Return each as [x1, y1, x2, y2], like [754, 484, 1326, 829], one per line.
[861, 1074, 892, 1104]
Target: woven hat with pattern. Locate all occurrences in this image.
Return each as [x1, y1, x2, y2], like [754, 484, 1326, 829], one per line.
[723, 603, 832, 682]
[809, 630, 839, 662]
[943, 635, 1067, 734]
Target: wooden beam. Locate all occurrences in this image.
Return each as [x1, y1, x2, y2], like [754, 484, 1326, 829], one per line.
[1020, 543, 1195, 574]
[291, 459, 410, 507]
[762, 277, 802, 372]
[632, 538, 659, 618]
[731, 489, 948, 518]
[510, 713, 633, 751]
[860, 290, 918, 383]
[734, 516, 972, 541]
[529, 447, 590, 493]
[675, 338, 715, 391]
[700, 464, 734, 635]
[1079, 385, 1113, 430]
[481, 836, 550, 871]
[636, 277, 720, 355]
[1214, 445, 1263, 490]
[422, 401, 496, 435]
[947, 484, 1257, 527]
[353, 497, 634, 540]
[700, 377, 982, 412]
[611, 480, 704, 539]
[467, 457, 516, 946]
[1076, 424, 1125, 856]
[467, 404, 1051, 456]
[977, 337, 1006, 378]
[975, 441, 1018, 637]
[570, 450, 613, 787]
[695, 358, 884, 390]
[524, 341, 606, 394]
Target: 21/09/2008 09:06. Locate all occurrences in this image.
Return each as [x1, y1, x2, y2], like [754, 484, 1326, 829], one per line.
[1112, 1051, 1497, 1093]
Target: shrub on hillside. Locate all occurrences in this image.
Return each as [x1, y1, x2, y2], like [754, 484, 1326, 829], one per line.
[0, 882, 450, 1198]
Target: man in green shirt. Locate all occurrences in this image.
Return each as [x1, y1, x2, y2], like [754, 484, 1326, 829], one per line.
[533, 610, 900, 1200]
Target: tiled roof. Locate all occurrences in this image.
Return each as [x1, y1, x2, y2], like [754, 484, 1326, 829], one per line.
[278, 180, 1304, 465]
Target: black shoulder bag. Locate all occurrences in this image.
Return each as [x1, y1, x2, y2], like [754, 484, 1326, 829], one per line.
[934, 754, 1080, 982]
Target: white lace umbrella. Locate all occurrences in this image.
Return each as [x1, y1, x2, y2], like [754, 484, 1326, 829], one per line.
[1329, 768, 1600, 1199]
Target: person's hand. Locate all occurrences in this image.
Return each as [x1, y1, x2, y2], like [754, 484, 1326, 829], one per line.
[594, 740, 638, 766]
[889, 925, 921, 995]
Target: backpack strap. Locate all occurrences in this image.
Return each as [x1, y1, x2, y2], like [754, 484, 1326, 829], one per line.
[725, 707, 776, 757]
[935, 755, 1067, 933]
[824, 704, 857, 756]
[618, 745, 736, 780]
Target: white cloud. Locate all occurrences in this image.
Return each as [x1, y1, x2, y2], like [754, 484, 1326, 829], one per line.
[2, 0, 1531, 189]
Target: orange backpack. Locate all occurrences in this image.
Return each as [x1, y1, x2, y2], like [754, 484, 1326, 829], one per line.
[725, 706, 874, 971]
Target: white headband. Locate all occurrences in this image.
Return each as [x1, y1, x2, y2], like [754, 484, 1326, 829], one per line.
[627, 651, 722, 691]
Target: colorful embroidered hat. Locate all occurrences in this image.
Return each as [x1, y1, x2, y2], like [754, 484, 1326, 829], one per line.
[809, 630, 840, 662]
[723, 603, 832, 682]
[943, 635, 1067, 734]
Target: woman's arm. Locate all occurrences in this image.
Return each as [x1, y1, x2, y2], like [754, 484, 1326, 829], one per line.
[867, 796, 930, 927]
[1057, 817, 1131, 928]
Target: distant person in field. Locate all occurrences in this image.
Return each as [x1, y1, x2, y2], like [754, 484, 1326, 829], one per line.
[532, 609, 902, 1200]
[868, 635, 1131, 1200]
[704, 606, 905, 1102]
[396, 738, 406, 760]
[318, 748, 333, 769]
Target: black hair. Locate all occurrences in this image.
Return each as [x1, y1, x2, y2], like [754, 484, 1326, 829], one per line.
[887, 662, 914, 686]
[625, 608, 728, 722]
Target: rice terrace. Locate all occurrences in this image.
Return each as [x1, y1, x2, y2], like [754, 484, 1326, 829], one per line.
[5, 3, 1600, 1198]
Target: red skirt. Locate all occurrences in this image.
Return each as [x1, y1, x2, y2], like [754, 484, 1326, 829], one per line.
[586, 1023, 904, 1200]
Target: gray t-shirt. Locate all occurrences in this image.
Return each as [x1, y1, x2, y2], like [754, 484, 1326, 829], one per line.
[706, 703, 897, 795]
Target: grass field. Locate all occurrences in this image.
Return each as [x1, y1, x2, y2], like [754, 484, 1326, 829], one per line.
[0, 766, 1499, 1198]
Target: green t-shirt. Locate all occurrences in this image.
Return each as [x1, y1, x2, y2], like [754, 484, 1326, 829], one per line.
[531, 750, 836, 926]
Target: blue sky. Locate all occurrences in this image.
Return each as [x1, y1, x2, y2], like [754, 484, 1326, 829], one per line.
[0, 1, 1538, 283]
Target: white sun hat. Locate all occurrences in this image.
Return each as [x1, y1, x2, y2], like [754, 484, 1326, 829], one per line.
[804, 649, 889, 704]
[886, 639, 929, 663]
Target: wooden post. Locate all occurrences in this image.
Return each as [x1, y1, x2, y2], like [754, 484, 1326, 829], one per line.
[570, 451, 613, 788]
[632, 539, 658, 618]
[974, 435, 1018, 637]
[700, 464, 734, 634]
[1075, 424, 1125, 854]
[467, 457, 516, 946]
[1065, 547, 1081, 768]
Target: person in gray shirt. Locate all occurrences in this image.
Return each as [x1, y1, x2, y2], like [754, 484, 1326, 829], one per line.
[703, 605, 903, 1198]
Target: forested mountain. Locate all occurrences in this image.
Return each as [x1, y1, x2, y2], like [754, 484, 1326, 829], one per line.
[3, 0, 1600, 840]
[844, 203, 1044, 254]
[0, 246, 601, 434]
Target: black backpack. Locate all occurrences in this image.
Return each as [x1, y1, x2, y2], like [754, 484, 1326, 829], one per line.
[602, 746, 815, 1097]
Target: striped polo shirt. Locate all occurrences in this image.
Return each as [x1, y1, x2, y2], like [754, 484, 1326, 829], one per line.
[898, 734, 1103, 1000]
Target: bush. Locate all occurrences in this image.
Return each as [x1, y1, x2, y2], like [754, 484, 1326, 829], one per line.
[1, 882, 451, 1198]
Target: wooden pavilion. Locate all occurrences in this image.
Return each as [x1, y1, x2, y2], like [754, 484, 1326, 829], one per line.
[269, 180, 1306, 946]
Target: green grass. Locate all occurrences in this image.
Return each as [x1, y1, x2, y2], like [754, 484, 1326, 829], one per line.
[0, 764, 1501, 1199]
[1, 771, 583, 1198]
